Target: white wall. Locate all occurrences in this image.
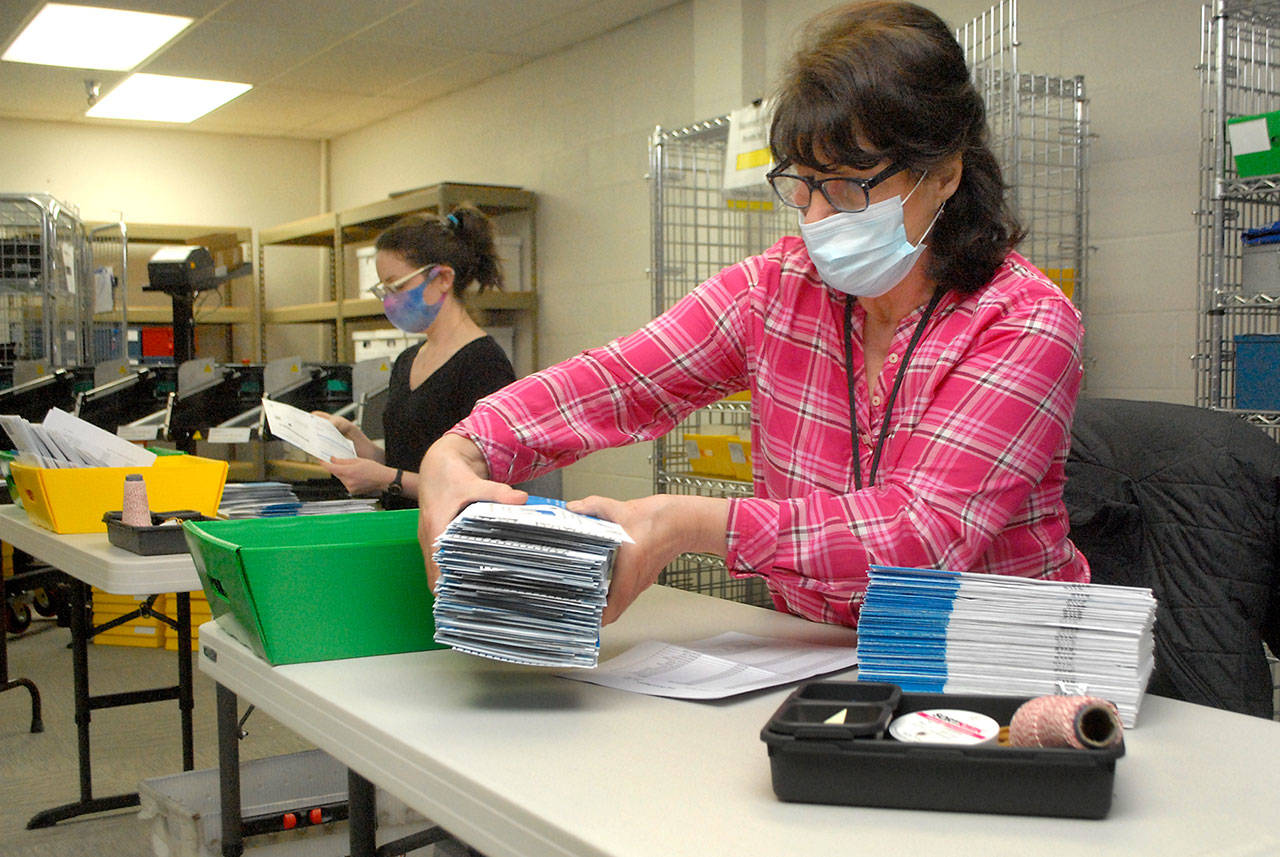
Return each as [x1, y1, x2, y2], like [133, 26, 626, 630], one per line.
[330, 0, 1206, 502]
[0, 117, 324, 359]
[331, 3, 699, 502]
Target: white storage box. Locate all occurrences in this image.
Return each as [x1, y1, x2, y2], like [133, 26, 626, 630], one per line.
[1242, 242, 1280, 297]
[356, 246, 379, 294]
[138, 749, 431, 857]
[352, 328, 425, 363]
[495, 235, 526, 291]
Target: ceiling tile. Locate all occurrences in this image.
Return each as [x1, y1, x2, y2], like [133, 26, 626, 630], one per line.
[207, 0, 417, 34]
[0, 0, 686, 139]
[186, 84, 351, 135]
[0, 62, 126, 122]
[140, 19, 339, 84]
[376, 0, 587, 51]
[267, 34, 469, 98]
[505, 0, 682, 56]
[387, 51, 529, 102]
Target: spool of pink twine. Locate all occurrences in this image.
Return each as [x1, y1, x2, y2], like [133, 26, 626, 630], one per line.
[121, 474, 151, 527]
[1008, 695, 1123, 750]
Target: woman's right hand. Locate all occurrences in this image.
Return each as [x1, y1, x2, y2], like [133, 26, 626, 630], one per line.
[417, 433, 527, 591]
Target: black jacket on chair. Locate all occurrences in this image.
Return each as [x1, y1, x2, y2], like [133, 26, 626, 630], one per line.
[1064, 398, 1280, 718]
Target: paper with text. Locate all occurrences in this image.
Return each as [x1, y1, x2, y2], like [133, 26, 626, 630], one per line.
[261, 398, 356, 461]
[562, 632, 858, 699]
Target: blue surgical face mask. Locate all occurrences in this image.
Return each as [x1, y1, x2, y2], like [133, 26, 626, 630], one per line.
[381, 268, 445, 333]
[798, 172, 942, 299]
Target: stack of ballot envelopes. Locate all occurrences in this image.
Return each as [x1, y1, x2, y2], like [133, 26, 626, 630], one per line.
[433, 499, 631, 668]
[855, 565, 1157, 726]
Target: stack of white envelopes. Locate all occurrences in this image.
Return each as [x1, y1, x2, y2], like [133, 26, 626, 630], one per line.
[432, 500, 631, 668]
[855, 566, 1158, 726]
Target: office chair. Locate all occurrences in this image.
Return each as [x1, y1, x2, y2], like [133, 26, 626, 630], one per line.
[1064, 398, 1280, 718]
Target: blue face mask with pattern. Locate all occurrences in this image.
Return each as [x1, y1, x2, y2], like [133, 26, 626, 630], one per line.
[381, 267, 445, 333]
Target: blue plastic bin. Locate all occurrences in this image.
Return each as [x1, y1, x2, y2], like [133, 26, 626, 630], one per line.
[1235, 333, 1280, 410]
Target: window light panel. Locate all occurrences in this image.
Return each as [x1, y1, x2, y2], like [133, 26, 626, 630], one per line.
[2, 3, 193, 71]
[85, 73, 251, 123]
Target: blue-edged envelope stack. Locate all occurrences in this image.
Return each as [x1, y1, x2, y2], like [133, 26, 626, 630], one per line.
[855, 566, 1157, 726]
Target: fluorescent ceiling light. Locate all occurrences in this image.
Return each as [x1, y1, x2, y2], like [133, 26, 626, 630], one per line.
[2, 3, 193, 71]
[86, 73, 251, 123]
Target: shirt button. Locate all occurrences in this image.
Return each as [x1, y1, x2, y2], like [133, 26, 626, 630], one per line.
[860, 433, 871, 444]
[887, 353, 899, 363]
[871, 395, 882, 406]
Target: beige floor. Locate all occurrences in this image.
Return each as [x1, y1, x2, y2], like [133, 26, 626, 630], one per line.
[0, 617, 314, 857]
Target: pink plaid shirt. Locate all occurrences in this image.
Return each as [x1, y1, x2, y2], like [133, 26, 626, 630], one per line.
[452, 236, 1089, 627]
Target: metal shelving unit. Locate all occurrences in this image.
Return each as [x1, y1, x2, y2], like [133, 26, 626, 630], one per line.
[648, 0, 1089, 607]
[257, 182, 537, 371]
[1196, 0, 1280, 437]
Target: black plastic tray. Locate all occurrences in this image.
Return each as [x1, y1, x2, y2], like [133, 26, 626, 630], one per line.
[103, 510, 210, 555]
[761, 681, 1124, 818]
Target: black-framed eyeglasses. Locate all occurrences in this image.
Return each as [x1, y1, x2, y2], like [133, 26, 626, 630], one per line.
[766, 161, 906, 213]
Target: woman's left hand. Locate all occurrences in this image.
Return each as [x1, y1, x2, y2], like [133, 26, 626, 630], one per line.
[320, 456, 396, 497]
[567, 494, 730, 625]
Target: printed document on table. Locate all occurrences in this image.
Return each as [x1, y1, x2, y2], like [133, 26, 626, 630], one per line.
[261, 398, 356, 461]
[561, 632, 858, 699]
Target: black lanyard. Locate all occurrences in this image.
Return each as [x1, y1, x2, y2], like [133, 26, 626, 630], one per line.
[842, 288, 945, 490]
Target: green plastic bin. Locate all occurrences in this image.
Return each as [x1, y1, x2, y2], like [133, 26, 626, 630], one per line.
[182, 510, 444, 665]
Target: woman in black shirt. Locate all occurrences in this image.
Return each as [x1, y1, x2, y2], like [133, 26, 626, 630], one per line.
[316, 207, 516, 508]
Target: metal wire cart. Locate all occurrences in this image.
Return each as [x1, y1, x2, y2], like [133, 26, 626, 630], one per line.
[0, 194, 95, 381]
[647, 0, 1090, 607]
[1197, 0, 1280, 437]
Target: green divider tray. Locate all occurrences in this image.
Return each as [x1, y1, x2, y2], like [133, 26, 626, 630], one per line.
[183, 510, 443, 665]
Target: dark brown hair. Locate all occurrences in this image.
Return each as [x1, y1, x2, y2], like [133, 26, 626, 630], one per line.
[375, 205, 504, 296]
[769, 1, 1023, 294]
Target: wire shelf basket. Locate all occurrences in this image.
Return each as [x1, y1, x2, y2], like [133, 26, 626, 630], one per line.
[1196, 0, 1280, 438]
[0, 193, 92, 371]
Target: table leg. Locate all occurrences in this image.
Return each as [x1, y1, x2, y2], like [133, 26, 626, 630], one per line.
[348, 769, 377, 857]
[1, 591, 43, 734]
[2, 546, 45, 733]
[176, 591, 194, 770]
[27, 578, 139, 829]
[217, 682, 244, 857]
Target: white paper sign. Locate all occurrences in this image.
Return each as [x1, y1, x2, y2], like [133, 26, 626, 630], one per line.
[1229, 117, 1272, 156]
[722, 101, 775, 195]
[117, 424, 161, 442]
[206, 426, 253, 444]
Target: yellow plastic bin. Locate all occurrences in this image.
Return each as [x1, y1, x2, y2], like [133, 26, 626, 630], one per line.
[8, 453, 227, 534]
[91, 591, 167, 649]
[684, 434, 752, 481]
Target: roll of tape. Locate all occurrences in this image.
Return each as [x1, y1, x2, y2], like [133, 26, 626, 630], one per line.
[888, 709, 1001, 746]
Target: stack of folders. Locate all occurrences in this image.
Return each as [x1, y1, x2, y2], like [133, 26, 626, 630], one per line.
[855, 566, 1158, 727]
[433, 499, 631, 668]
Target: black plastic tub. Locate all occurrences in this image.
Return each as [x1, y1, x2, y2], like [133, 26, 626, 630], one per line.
[761, 682, 1124, 818]
[103, 510, 210, 555]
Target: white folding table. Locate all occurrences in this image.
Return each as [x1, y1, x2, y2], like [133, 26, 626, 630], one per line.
[199, 583, 1280, 857]
[0, 504, 201, 828]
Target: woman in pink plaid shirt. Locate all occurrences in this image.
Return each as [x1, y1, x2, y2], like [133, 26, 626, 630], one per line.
[419, 1, 1090, 628]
